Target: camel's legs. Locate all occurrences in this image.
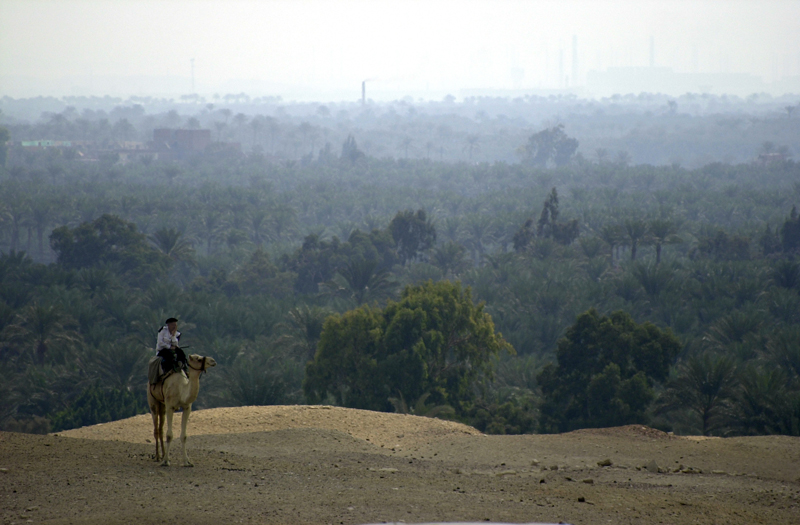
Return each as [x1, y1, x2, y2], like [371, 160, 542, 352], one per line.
[180, 405, 193, 467]
[149, 405, 160, 460]
[161, 407, 174, 467]
[157, 404, 165, 461]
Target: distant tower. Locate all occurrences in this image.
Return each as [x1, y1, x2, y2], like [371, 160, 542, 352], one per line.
[571, 35, 578, 87]
[649, 36, 655, 67]
[362, 81, 366, 105]
[191, 58, 195, 93]
[559, 48, 564, 88]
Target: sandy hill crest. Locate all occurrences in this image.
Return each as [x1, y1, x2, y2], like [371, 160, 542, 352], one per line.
[56, 404, 483, 449]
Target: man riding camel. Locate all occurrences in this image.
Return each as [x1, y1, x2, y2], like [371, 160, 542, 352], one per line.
[152, 317, 187, 382]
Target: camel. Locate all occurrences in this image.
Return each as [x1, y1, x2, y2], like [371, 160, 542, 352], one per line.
[147, 353, 216, 467]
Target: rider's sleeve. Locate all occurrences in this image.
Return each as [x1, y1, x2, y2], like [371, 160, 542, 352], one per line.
[155, 327, 171, 352]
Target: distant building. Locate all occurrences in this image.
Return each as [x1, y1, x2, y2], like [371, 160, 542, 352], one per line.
[756, 152, 788, 166]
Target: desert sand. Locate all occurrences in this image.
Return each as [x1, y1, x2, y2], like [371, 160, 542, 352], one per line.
[1, 405, 798, 524]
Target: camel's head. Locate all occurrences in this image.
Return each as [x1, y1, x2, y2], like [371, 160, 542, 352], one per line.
[187, 354, 217, 372]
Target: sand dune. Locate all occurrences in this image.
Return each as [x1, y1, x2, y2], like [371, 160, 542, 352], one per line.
[2, 405, 797, 525]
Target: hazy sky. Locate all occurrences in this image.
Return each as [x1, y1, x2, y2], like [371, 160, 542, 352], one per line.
[1, 0, 799, 100]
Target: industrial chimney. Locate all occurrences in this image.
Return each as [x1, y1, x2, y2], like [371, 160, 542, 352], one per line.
[362, 81, 366, 105]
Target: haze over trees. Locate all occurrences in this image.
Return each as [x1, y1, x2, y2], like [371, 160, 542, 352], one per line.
[0, 93, 799, 437]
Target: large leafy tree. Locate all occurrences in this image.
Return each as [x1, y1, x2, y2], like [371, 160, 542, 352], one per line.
[304, 280, 511, 413]
[538, 309, 681, 432]
[388, 209, 436, 265]
[519, 125, 579, 167]
[50, 214, 169, 285]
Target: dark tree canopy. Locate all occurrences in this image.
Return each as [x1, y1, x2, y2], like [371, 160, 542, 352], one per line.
[281, 228, 397, 295]
[49, 214, 169, 285]
[50, 383, 146, 432]
[538, 309, 681, 433]
[304, 280, 511, 413]
[388, 209, 436, 265]
[513, 188, 579, 251]
[781, 205, 800, 254]
[340, 134, 364, 164]
[520, 125, 579, 167]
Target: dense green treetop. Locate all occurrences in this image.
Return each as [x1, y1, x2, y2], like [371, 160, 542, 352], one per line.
[537, 309, 681, 433]
[388, 209, 436, 265]
[304, 280, 511, 413]
[49, 214, 169, 286]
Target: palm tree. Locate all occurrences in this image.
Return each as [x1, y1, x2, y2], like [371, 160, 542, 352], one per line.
[438, 217, 462, 243]
[631, 261, 675, 297]
[734, 365, 795, 435]
[770, 259, 800, 289]
[264, 116, 279, 154]
[224, 348, 302, 406]
[598, 224, 623, 263]
[248, 210, 271, 247]
[46, 164, 64, 184]
[462, 214, 495, 265]
[623, 219, 648, 261]
[3, 199, 29, 253]
[269, 203, 297, 241]
[86, 341, 151, 392]
[615, 150, 632, 166]
[214, 121, 226, 142]
[297, 121, 314, 154]
[232, 112, 248, 142]
[76, 267, 118, 298]
[431, 241, 470, 277]
[334, 258, 396, 305]
[425, 141, 435, 159]
[251, 117, 265, 150]
[656, 352, 739, 436]
[765, 326, 800, 378]
[276, 305, 331, 362]
[198, 211, 226, 255]
[149, 228, 195, 264]
[703, 311, 762, 352]
[3, 303, 81, 365]
[464, 134, 480, 161]
[399, 136, 413, 159]
[648, 219, 682, 265]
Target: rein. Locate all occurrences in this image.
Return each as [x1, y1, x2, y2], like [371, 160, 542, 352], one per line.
[186, 356, 207, 376]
